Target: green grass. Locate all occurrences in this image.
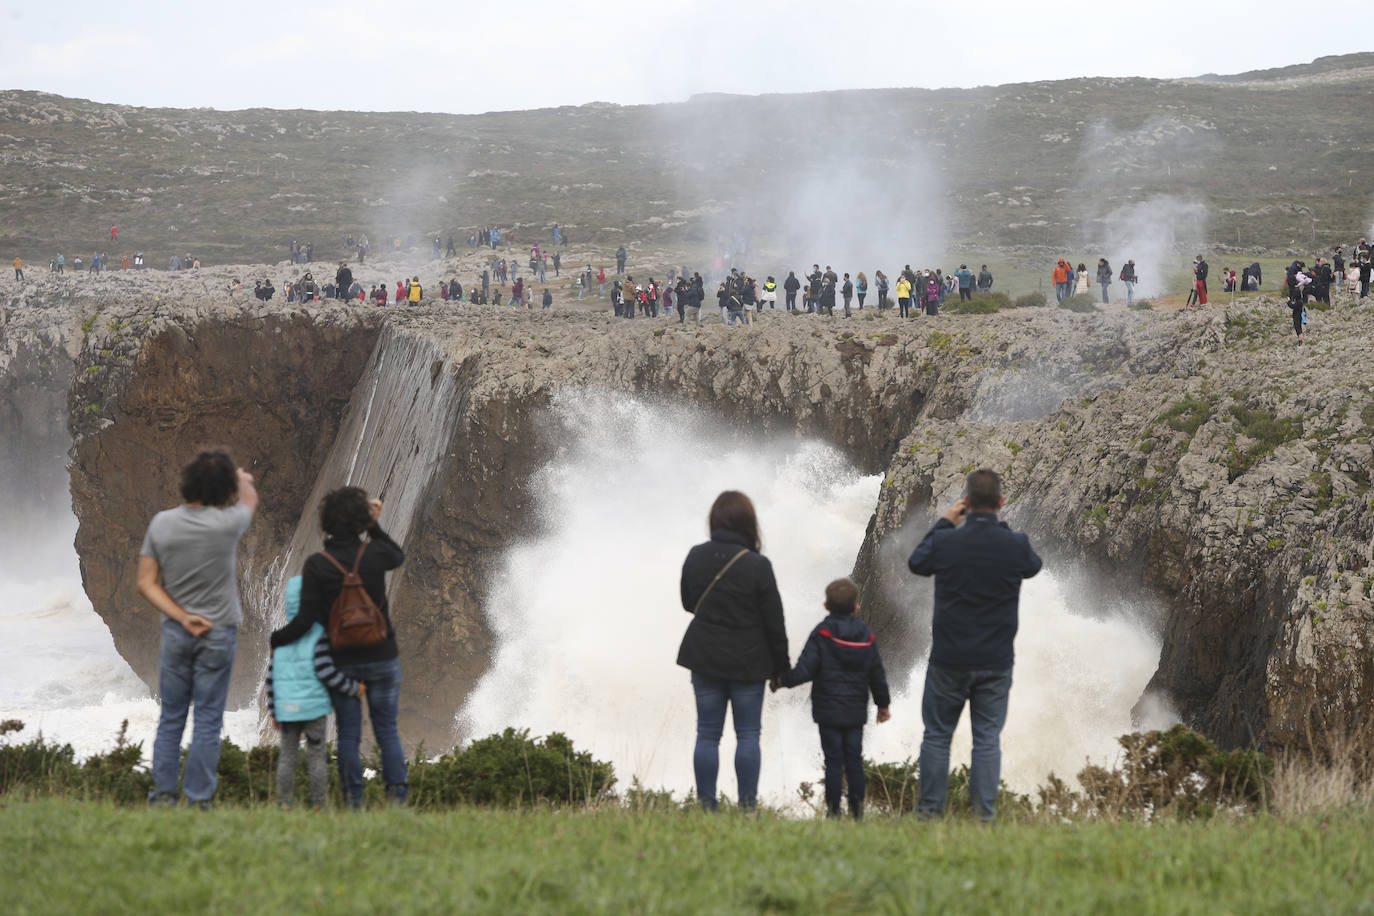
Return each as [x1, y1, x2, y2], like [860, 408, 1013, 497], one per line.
[1, 799, 1370, 914]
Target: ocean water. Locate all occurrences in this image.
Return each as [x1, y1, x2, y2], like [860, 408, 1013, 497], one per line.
[460, 393, 1173, 807]
[0, 513, 260, 759]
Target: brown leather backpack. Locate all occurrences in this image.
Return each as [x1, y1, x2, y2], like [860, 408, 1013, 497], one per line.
[318, 542, 388, 649]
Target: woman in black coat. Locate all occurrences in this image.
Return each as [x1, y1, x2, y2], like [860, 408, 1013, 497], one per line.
[678, 491, 790, 810]
[270, 486, 406, 808]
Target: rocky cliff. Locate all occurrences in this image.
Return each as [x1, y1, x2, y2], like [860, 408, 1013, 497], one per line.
[6, 279, 1370, 754]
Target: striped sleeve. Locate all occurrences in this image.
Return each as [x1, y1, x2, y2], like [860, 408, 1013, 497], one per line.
[313, 641, 360, 696]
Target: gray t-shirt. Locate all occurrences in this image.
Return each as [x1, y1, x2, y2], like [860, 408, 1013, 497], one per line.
[140, 503, 253, 626]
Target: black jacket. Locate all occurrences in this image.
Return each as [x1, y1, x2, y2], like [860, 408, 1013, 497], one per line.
[908, 512, 1041, 670]
[270, 525, 406, 666]
[1195, 260, 1209, 283]
[782, 614, 890, 727]
[678, 530, 789, 682]
[783, 274, 800, 292]
[1096, 263, 1112, 285]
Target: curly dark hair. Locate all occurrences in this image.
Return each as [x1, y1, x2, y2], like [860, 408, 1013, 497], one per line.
[708, 490, 760, 552]
[320, 486, 372, 538]
[179, 449, 238, 507]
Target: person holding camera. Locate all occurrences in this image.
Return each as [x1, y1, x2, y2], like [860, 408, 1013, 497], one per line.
[907, 469, 1041, 821]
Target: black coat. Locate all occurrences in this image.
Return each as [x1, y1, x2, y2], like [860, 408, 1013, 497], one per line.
[782, 614, 890, 727]
[678, 530, 789, 682]
[270, 525, 406, 666]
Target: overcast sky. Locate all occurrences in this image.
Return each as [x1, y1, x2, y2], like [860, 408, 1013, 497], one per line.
[1, 1, 1366, 114]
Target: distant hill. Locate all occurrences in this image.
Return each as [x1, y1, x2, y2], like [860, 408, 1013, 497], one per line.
[1, 54, 1370, 264]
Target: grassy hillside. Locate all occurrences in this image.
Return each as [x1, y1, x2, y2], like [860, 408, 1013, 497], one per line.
[1, 53, 1371, 266]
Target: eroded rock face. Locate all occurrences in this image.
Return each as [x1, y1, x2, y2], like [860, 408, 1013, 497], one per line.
[860, 304, 1374, 752]
[67, 304, 382, 703]
[20, 287, 1372, 754]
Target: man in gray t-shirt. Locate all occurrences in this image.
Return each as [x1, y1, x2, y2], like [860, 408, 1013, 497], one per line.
[141, 503, 253, 627]
[137, 448, 258, 806]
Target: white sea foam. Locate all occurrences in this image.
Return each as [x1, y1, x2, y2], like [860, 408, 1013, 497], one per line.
[0, 518, 260, 760]
[459, 393, 1173, 807]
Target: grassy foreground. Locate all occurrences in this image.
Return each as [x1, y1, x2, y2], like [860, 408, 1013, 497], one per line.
[2, 800, 1370, 914]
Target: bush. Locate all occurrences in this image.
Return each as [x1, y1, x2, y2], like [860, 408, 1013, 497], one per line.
[409, 728, 616, 808]
[1159, 396, 1212, 436]
[1013, 291, 1047, 308]
[1225, 405, 1303, 482]
[864, 758, 920, 814]
[1057, 294, 1100, 313]
[1130, 298, 1154, 311]
[861, 757, 1032, 818]
[1040, 725, 1274, 820]
[946, 291, 1011, 314]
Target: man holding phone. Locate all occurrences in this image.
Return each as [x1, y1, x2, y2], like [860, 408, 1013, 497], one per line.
[907, 469, 1041, 820]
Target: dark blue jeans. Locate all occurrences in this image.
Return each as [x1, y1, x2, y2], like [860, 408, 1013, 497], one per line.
[691, 672, 764, 810]
[819, 725, 865, 818]
[151, 619, 237, 803]
[918, 664, 1012, 821]
[334, 657, 407, 808]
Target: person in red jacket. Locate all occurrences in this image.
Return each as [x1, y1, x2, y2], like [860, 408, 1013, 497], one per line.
[110, 225, 118, 241]
[395, 280, 406, 303]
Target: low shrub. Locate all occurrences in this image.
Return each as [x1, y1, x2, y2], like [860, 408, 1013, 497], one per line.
[1040, 724, 1274, 820]
[1013, 291, 1047, 308]
[1225, 404, 1303, 481]
[946, 291, 1011, 314]
[409, 728, 616, 808]
[1130, 298, 1154, 311]
[1057, 294, 1099, 313]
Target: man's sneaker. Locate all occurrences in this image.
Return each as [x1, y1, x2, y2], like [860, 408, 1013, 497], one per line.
[147, 792, 177, 808]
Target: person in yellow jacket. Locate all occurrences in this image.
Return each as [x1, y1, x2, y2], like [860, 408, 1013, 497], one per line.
[408, 277, 423, 304]
[895, 275, 912, 318]
[13, 257, 22, 281]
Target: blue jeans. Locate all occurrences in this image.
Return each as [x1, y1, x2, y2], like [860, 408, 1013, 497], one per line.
[917, 664, 1012, 821]
[334, 657, 407, 808]
[1124, 280, 1135, 304]
[691, 672, 764, 810]
[151, 619, 238, 803]
[819, 725, 865, 818]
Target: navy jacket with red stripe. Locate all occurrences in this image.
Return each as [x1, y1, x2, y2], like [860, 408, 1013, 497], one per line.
[782, 614, 890, 728]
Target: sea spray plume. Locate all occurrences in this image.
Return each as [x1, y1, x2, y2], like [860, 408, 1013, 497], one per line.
[1099, 197, 1210, 299]
[1074, 115, 1218, 293]
[649, 91, 946, 275]
[457, 392, 1168, 806]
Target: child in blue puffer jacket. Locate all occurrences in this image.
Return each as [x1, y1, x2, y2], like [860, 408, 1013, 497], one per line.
[775, 577, 890, 819]
[265, 575, 364, 809]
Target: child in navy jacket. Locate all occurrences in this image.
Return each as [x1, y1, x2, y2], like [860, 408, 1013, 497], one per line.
[775, 577, 891, 819]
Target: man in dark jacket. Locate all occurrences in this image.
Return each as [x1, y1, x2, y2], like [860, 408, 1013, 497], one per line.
[1095, 259, 1112, 304]
[777, 577, 889, 819]
[783, 271, 801, 311]
[907, 469, 1042, 821]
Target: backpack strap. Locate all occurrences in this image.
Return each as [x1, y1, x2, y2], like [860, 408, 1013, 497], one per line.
[315, 540, 369, 577]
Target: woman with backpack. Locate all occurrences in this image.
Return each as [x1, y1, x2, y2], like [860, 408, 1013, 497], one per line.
[269, 487, 408, 808]
[677, 491, 790, 811]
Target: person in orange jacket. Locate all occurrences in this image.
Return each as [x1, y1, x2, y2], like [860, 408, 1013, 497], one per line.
[1052, 259, 1071, 301]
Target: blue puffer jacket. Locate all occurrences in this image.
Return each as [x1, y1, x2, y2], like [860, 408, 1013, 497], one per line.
[782, 614, 891, 728]
[270, 577, 333, 722]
